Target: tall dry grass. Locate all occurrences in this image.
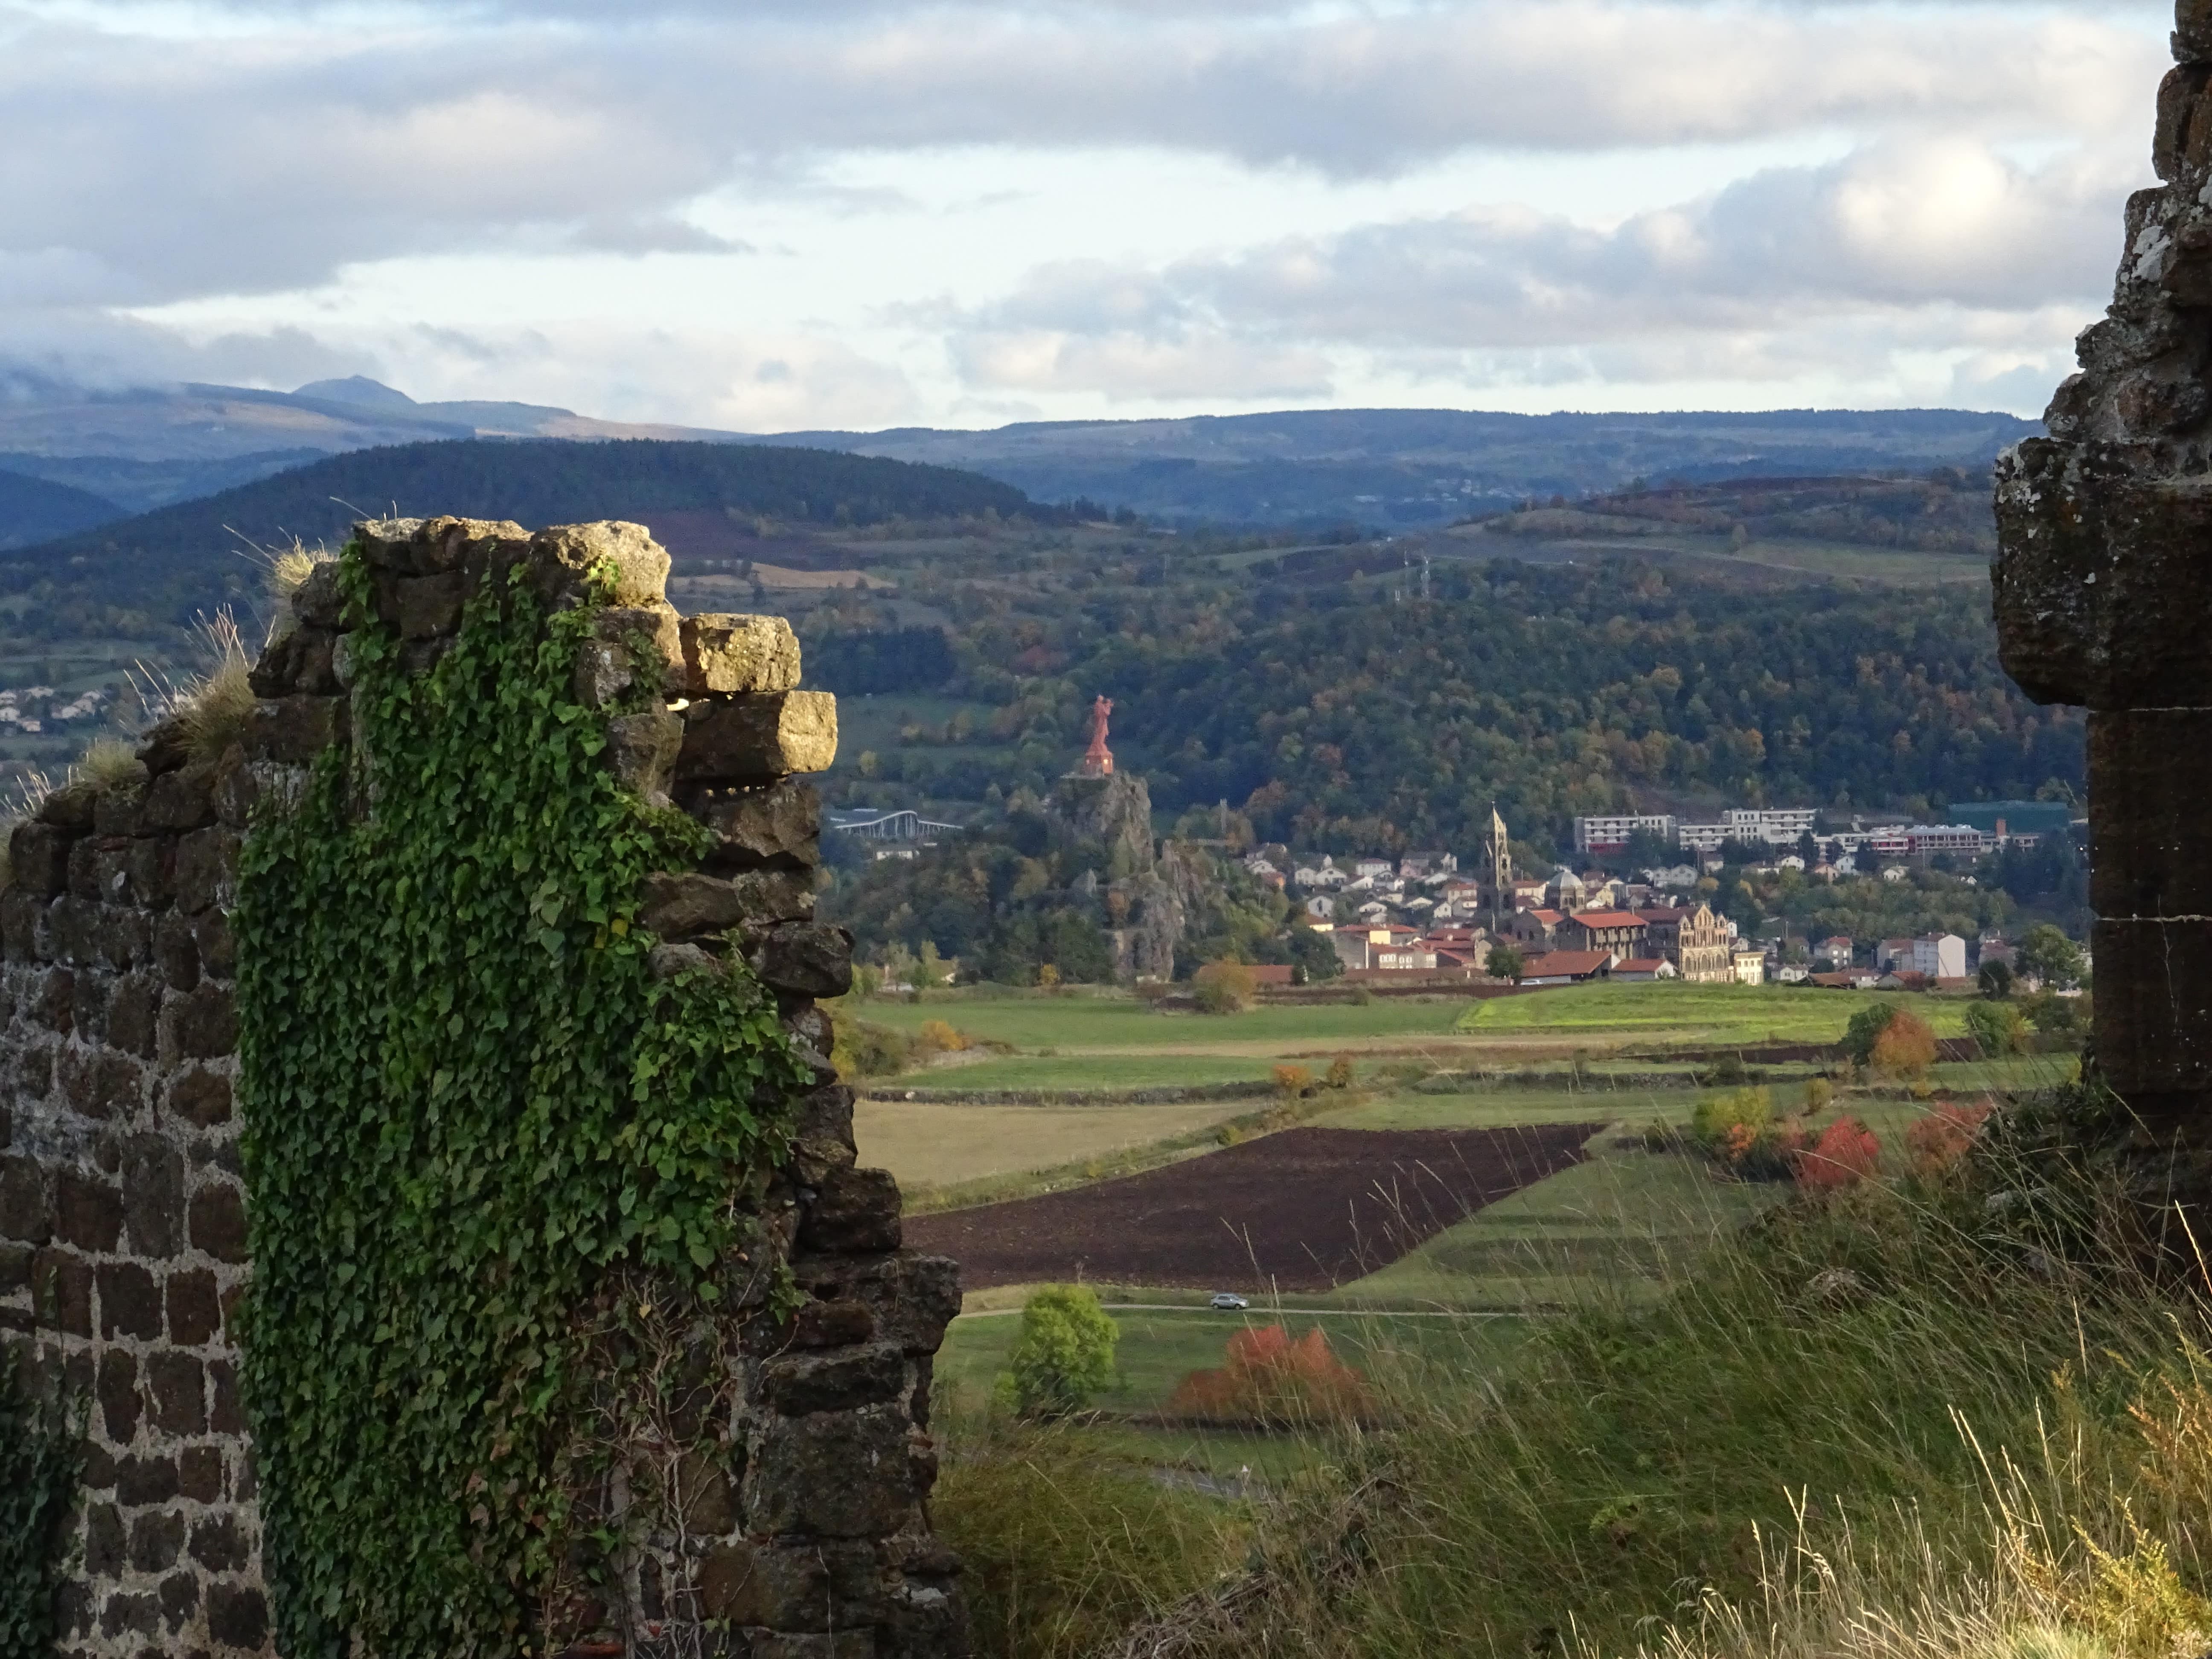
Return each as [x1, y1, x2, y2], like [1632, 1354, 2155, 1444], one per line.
[939, 1080, 2212, 1659]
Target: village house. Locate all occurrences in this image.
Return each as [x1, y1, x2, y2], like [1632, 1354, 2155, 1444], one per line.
[1519, 949, 1617, 986]
[1509, 876, 1548, 910]
[1611, 957, 1678, 981]
[1507, 908, 1566, 948]
[1816, 936, 1854, 968]
[1732, 947, 1767, 985]
[1874, 938, 1913, 971]
[1330, 923, 1423, 972]
[1555, 908, 1648, 957]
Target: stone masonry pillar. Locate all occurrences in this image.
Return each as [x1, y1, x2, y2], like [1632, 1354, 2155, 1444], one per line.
[1995, 0, 2212, 1205]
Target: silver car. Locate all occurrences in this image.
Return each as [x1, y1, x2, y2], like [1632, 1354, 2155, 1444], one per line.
[1208, 1292, 1249, 1311]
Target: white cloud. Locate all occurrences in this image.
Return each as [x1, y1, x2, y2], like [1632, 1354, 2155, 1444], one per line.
[0, 0, 2170, 424]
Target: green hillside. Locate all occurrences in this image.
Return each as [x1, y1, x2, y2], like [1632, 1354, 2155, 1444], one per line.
[0, 469, 122, 551]
[0, 437, 1046, 630]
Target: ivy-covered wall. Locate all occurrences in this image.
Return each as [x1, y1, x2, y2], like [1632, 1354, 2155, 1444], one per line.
[0, 515, 968, 1658]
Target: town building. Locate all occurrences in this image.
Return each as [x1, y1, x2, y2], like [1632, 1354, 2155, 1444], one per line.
[1816, 936, 1854, 968]
[1911, 933, 1968, 980]
[1555, 909, 1648, 957]
[1652, 902, 1734, 983]
[1724, 807, 1819, 845]
[1506, 908, 1565, 948]
[1519, 950, 1617, 985]
[1612, 958, 1678, 981]
[1572, 813, 1678, 854]
[1732, 948, 1768, 985]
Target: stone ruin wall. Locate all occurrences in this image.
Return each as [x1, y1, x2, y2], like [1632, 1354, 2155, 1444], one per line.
[0, 515, 968, 1657]
[1994, 0, 2212, 1192]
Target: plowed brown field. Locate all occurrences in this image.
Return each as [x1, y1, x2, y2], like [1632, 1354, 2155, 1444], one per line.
[904, 1124, 1592, 1291]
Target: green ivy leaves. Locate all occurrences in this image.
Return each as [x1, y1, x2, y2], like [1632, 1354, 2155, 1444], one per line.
[236, 550, 809, 1658]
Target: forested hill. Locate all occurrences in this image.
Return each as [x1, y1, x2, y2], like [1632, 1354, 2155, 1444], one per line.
[827, 550, 2080, 854]
[0, 469, 124, 552]
[0, 438, 1045, 629]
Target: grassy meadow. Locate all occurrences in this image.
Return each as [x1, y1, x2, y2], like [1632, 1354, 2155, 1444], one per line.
[1458, 979, 1974, 1044]
[882, 978, 2150, 1659]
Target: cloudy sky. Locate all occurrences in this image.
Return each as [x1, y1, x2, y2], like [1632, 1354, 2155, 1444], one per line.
[0, 0, 2172, 431]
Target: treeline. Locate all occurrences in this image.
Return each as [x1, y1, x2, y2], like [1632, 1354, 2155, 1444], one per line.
[0, 438, 1050, 625]
[839, 557, 2081, 857]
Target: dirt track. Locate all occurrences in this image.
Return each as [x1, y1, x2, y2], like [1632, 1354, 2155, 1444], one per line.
[903, 1124, 1592, 1292]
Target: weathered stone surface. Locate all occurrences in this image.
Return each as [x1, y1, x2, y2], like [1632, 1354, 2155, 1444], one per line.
[97, 1261, 162, 1339]
[524, 519, 671, 608]
[134, 716, 192, 777]
[40, 781, 98, 830]
[121, 1136, 185, 1257]
[379, 571, 468, 639]
[2182, 0, 2212, 62]
[9, 822, 76, 896]
[55, 1172, 122, 1251]
[746, 922, 853, 999]
[168, 1269, 220, 1346]
[678, 613, 803, 695]
[639, 870, 814, 939]
[762, 1343, 907, 1417]
[291, 559, 346, 627]
[606, 710, 682, 803]
[800, 1167, 902, 1254]
[186, 1182, 248, 1263]
[243, 694, 344, 764]
[0, 1154, 53, 1243]
[160, 982, 237, 1061]
[576, 604, 682, 706]
[694, 780, 821, 871]
[792, 1251, 961, 1357]
[677, 691, 839, 783]
[142, 763, 217, 832]
[745, 1402, 922, 1538]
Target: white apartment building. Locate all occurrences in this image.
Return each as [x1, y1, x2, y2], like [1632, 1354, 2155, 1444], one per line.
[1723, 808, 1819, 845]
[1911, 933, 1968, 979]
[1572, 813, 1678, 853]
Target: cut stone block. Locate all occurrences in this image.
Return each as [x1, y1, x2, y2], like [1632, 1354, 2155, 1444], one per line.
[678, 614, 802, 695]
[678, 692, 838, 783]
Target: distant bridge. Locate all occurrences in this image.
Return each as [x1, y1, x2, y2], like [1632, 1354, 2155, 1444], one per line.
[826, 808, 964, 842]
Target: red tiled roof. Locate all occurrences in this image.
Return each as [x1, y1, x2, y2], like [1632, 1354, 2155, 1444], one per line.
[1522, 951, 1613, 976]
[1613, 958, 1670, 972]
[1566, 910, 1644, 927]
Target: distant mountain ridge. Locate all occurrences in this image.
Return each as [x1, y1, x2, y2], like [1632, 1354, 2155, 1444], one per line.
[754, 406, 2043, 528]
[0, 436, 1043, 626]
[0, 375, 2039, 528]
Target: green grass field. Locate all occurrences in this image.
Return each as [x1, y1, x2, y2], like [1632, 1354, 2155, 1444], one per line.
[856, 992, 1462, 1053]
[1457, 981, 1969, 1045]
[879, 1053, 1274, 1092]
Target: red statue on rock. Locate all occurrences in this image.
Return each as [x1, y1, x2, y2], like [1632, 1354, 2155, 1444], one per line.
[1079, 695, 1114, 777]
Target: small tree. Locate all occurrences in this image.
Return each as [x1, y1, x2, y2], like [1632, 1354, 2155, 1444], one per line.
[1192, 959, 1257, 1014]
[1486, 943, 1526, 984]
[2014, 924, 2084, 990]
[1977, 958, 2014, 1000]
[999, 1286, 1118, 1417]
[1964, 998, 2027, 1059]
[1869, 1009, 1937, 1079]
[1841, 1002, 1901, 1066]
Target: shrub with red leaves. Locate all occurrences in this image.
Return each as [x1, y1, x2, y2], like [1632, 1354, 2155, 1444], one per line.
[1166, 1324, 1374, 1426]
[1793, 1115, 1882, 1189]
[1905, 1097, 1993, 1176]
